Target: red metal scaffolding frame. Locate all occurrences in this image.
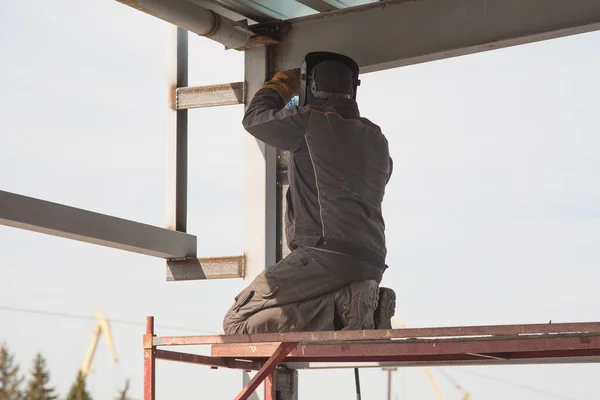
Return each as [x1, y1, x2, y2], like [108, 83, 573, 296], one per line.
[143, 316, 600, 399]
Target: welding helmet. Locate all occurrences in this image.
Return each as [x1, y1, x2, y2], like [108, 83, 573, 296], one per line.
[299, 51, 361, 106]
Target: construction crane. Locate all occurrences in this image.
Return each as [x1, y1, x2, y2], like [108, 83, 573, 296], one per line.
[80, 311, 118, 380]
[391, 319, 470, 400]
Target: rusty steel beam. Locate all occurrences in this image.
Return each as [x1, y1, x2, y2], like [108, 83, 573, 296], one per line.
[175, 82, 245, 109]
[265, 371, 276, 400]
[153, 322, 600, 346]
[155, 349, 261, 370]
[284, 356, 600, 369]
[234, 342, 298, 400]
[211, 334, 600, 365]
[272, 0, 600, 73]
[143, 317, 156, 400]
[166, 255, 245, 280]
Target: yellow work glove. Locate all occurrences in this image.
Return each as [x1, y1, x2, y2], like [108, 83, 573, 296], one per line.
[260, 69, 301, 104]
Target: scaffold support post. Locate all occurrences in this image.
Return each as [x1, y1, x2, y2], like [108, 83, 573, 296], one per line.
[144, 316, 156, 400]
[234, 342, 298, 400]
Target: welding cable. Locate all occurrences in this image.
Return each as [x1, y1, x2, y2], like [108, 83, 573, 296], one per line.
[354, 368, 362, 400]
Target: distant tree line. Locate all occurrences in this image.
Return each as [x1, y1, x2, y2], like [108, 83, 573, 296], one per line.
[0, 343, 134, 400]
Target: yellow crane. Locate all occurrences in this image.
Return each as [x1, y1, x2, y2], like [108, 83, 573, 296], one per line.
[80, 311, 118, 380]
[392, 319, 470, 400]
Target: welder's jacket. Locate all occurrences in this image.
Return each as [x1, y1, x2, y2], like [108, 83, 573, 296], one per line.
[242, 89, 393, 282]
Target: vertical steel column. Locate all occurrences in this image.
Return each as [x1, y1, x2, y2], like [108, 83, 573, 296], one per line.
[273, 368, 298, 400]
[242, 45, 273, 400]
[143, 317, 156, 400]
[243, 45, 274, 281]
[166, 26, 189, 233]
[265, 371, 277, 400]
[265, 145, 278, 267]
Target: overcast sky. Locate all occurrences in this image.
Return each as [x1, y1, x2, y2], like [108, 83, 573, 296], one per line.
[1, 1, 600, 399]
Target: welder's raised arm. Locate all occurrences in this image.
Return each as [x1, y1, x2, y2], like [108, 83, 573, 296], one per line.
[242, 88, 310, 151]
[242, 69, 310, 152]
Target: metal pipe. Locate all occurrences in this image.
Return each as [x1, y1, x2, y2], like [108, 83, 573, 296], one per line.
[119, 0, 250, 49]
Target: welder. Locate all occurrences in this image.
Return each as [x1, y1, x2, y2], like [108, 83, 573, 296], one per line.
[223, 51, 395, 334]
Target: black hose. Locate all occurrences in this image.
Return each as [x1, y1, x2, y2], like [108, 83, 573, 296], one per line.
[354, 368, 361, 400]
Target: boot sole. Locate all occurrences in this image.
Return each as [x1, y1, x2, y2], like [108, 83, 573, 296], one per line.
[342, 280, 379, 330]
[375, 288, 396, 330]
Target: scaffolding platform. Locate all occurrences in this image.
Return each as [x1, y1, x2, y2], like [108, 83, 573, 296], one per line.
[143, 317, 600, 400]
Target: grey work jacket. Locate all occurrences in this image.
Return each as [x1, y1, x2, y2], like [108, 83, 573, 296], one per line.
[243, 88, 392, 281]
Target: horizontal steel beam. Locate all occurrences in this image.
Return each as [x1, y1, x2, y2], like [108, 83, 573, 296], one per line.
[283, 356, 600, 370]
[272, 0, 600, 73]
[155, 349, 261, 370]
[0, 190, 197, 258]
[211, 334, 600, 365]
[166, 255, 244, 280]
[295, 0, 338, 13]
[175, 82, 244, 109]
[153, 321, 600, 346]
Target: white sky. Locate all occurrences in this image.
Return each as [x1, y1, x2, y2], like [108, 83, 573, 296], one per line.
[1, 1, 599, 399]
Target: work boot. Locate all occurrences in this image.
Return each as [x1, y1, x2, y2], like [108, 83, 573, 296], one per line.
[334, 280, 379, 330]
[374, 287, 396, 329]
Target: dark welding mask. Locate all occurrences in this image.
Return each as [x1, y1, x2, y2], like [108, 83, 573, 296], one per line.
[299, 51, 361, 107]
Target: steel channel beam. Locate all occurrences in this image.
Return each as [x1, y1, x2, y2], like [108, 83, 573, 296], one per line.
[166, 26, 189, 233]
[283, 356, 600, 370]
[0, 190, 197, 259]
[166, 255, 244, 280]
[175, 82, 245, 109]
[213, 0, 274, 23]
[211, 334, 600, 363]
[185, 0, 259, 23]
[271, 0, 600, 73]
[152, 322, 600, 346]
[243, 46, 277, 282]
[295, 0, 338, 13]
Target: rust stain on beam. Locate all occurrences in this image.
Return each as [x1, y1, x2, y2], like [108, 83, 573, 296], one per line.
[153, 322, 600, 346]
[175, 82, 245, 109]
[166, 255, 245, 280]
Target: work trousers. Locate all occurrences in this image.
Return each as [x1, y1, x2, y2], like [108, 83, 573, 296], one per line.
[223, 248, 379, 334]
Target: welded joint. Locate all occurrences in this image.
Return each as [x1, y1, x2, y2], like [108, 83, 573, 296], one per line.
[143, 334, 155, 350]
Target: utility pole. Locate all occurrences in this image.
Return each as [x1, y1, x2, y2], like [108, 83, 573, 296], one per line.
[382, 367, 398, 400]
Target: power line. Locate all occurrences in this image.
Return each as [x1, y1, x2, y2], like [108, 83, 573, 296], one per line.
[0, 305, 219, 334]
[438, 368, 467, 392]
[452, 368, 579, 400]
